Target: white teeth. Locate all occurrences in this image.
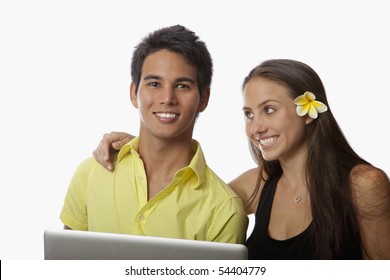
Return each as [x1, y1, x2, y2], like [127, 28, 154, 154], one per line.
[156, 113, 176, 119]
[259, 137, 276, 145]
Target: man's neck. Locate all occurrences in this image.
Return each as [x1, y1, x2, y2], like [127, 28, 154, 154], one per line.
[137, 136, 194, 200]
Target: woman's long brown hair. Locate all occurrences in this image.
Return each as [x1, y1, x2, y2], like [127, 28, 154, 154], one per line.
[243, 59, 369, 259]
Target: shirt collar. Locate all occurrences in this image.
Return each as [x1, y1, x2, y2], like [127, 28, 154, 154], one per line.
[117, 137, 206, 185]
[118, 137, 140, 161]
[187, 140, 206, 185]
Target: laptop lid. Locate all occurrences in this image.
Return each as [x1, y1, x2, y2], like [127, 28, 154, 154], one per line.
[44, 229, 248, 260]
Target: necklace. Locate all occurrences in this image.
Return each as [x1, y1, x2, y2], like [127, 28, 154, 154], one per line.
[294, 196, 303, 203]
[283, 176, 305, 203]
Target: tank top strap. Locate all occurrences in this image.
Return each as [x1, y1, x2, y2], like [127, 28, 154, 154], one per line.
[254, 174, 281, 230]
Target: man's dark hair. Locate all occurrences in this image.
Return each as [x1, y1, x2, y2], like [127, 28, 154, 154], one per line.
[131, 25, 213, 96]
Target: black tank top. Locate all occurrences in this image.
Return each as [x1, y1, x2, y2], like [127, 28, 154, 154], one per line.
[245, 175, 363, 259]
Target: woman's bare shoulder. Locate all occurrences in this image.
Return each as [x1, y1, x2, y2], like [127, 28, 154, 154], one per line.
[350, 164, 390, 211]
[229, 167, 260, 191]
[350, 165, 390, 259]
[229, 166, 265, 214]
[350, 164, 389, 189]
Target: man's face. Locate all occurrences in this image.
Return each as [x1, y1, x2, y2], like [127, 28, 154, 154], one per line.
[131, 49, 209, 141]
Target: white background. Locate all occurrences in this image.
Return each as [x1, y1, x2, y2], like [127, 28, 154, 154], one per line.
[1, 0, 389, 260]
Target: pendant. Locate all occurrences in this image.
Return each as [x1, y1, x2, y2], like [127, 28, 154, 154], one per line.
[294, 196, 302, 203]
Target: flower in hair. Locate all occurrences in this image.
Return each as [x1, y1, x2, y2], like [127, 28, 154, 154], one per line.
[294, 91, 328, 119]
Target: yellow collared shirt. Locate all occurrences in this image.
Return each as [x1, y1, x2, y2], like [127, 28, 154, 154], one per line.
[60, 138, 248, 244]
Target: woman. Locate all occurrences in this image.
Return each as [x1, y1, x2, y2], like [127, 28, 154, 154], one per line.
[93, 59, 390, 259]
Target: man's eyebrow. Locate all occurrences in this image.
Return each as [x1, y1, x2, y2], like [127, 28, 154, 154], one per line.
[143, 75, 196, 84]
[175, 77, 196, 84]
[143, 74, 161, 81]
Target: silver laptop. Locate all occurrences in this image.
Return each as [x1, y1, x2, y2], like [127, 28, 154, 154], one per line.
[44, 229, 248, 260]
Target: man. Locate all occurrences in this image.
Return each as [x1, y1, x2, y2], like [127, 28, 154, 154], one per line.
[60, 25, 248, 244]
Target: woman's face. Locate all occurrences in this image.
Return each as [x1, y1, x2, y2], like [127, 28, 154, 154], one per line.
[242, 77, 311, 162]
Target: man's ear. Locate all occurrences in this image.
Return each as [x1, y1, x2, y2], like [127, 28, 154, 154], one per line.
[197, 87, 210, 113]
[130, 83, 138, 108]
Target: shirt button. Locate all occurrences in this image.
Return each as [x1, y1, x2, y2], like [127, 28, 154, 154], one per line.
[138, 175, 143, 181]
[139, 215, 145, 220]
